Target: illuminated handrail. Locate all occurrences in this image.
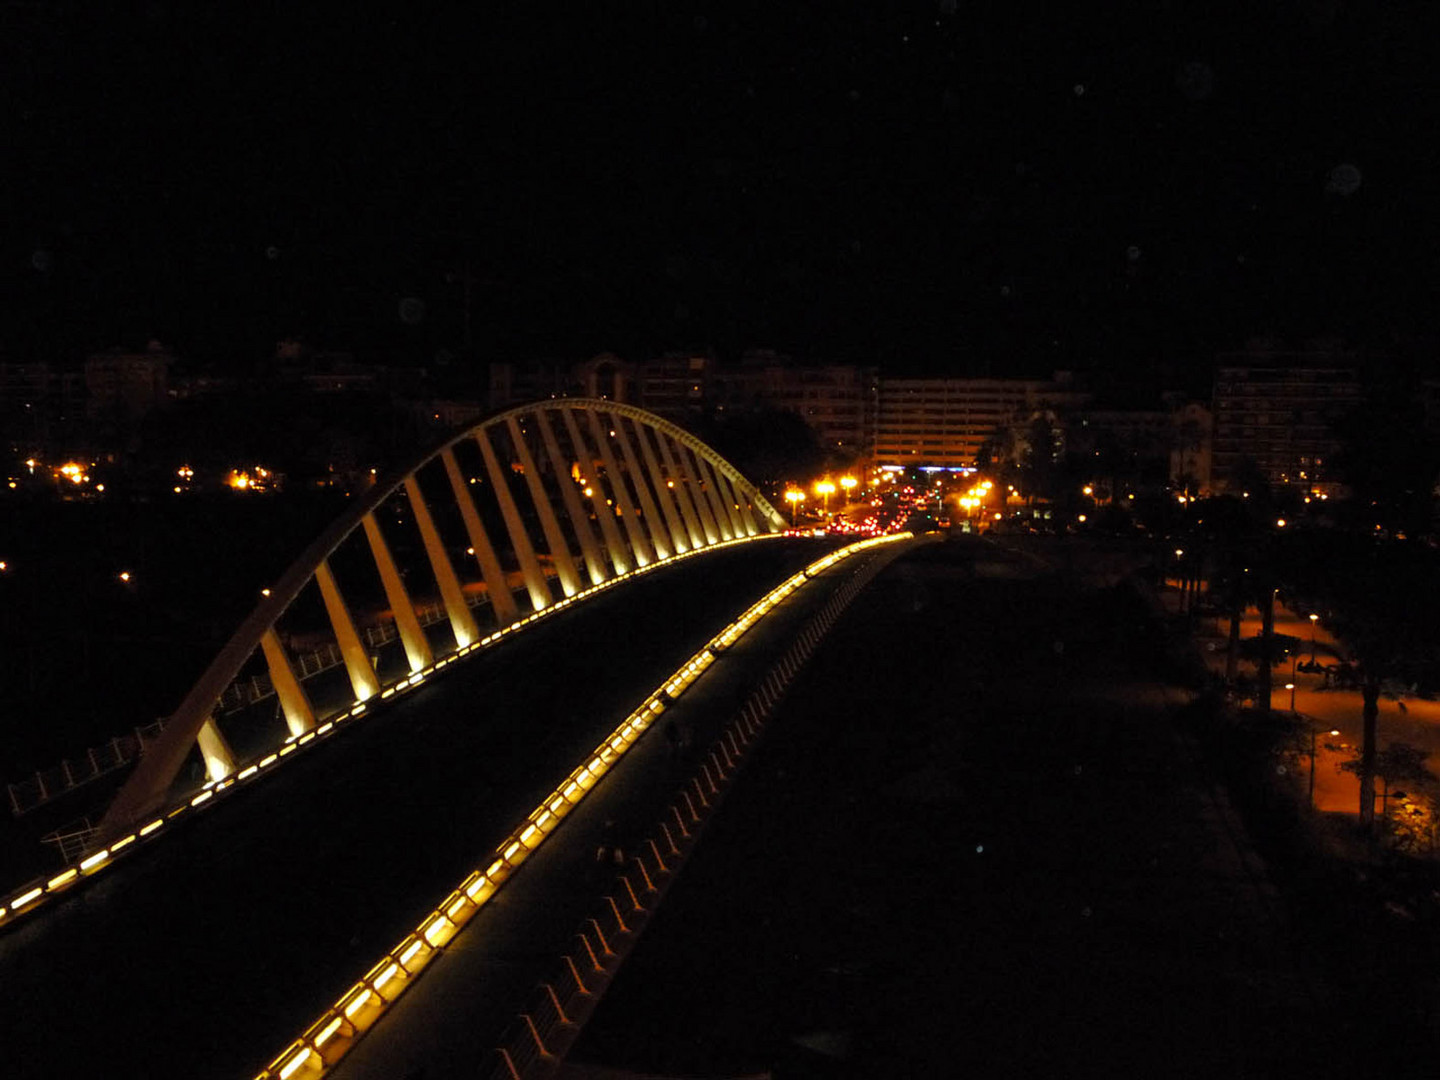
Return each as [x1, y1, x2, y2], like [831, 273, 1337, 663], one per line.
[487, 532, 918, 1077]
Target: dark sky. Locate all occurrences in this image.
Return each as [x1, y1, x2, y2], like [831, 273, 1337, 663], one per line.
[4, 2, 1437, 376]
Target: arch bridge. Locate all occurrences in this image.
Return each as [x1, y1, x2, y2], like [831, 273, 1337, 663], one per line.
[98, 399, 785, 839]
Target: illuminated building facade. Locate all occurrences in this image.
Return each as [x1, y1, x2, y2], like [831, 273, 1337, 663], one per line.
[716, 352, 878, 461]
[872, 374, 1089, 468]
[1211, 345, 1362, 495]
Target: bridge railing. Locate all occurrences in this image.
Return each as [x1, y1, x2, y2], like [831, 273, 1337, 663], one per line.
[485, 535, 912, 1079]
[252, 534, 913, 1080]
[6, 721, 167, 817]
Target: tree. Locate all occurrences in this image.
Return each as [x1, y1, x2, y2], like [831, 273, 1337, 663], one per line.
[693, 406, 824, 488]
[1236, 631, 1302, 667]
[1342, 741, 1435, 823]
[1288, 533, 1440, 828]
[1330, 365, 1440, 539]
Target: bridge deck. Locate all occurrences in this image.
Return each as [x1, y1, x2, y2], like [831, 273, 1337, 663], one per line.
[0, 538, 839, 1080]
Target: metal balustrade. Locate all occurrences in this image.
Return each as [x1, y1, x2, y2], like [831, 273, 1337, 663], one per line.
[6, 721, 167, 816]
[486, 533, 918, 1078]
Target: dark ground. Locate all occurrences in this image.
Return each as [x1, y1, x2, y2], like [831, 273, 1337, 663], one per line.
[566, 536, 1438, 1079]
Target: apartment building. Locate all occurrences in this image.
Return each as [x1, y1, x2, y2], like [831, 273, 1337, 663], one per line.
[1211, 345, 1362, 494]
[873, 374, 1089, 468]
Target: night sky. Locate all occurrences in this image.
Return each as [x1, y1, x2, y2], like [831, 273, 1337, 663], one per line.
[5, 2, 1437, 376]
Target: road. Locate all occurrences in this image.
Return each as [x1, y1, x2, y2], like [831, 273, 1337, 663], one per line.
[0, 537, 845, 1080]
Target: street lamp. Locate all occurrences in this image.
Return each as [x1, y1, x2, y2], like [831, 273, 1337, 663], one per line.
[783, 489, 805, 526]
[839, 475, 857, 504]
[1309, 726, 1342, 807]
[815, 480, 836, 518]
[1309, 613, 1320, 663]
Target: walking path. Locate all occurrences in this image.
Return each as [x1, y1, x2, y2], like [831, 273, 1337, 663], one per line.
[1183, 589, 1440, 829]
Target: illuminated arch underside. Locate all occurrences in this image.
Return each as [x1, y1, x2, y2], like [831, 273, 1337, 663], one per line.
[99, 400, 784, 837]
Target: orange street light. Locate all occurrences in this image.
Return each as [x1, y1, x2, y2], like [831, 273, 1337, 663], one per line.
[814, 480, 837, 516]
[783, 488, 805, 526]
[1309, 613, 1320, 662]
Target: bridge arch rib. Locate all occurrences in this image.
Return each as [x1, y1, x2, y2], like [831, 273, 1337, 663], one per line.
[99, 400, 785, 838]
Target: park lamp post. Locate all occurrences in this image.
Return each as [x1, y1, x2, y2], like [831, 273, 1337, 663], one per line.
[1309, 724, 1342, 808]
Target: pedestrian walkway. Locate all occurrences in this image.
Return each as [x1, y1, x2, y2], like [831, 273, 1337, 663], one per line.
[1176, 583, 1440, 831]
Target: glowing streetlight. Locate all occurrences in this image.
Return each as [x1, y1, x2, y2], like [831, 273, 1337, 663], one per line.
[784, 488, 805, 526]
[1309, 613, 1320, 662]
[839, 475, 858, 504]
[814, 480, 836, 517]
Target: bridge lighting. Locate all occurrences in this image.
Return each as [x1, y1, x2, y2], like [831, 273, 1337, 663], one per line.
[10, 886, 42, 910]
[314, 1016, 344, 1048]
[277, 1048, 313, 1080]
[372, 962, 400, 992]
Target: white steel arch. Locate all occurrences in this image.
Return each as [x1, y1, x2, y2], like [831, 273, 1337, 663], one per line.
[98, 400, 784, 838]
